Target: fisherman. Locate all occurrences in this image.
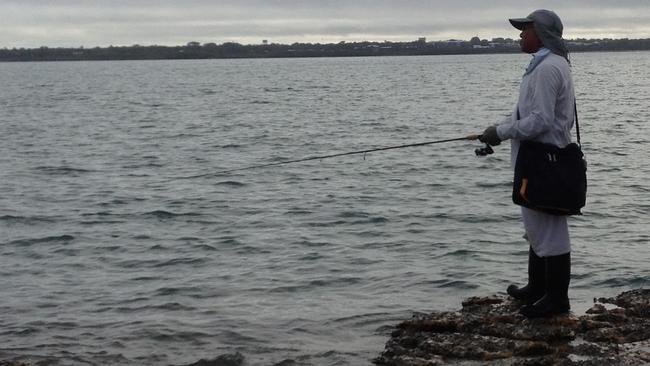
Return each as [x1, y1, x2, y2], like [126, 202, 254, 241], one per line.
[479, 9, 575, 318]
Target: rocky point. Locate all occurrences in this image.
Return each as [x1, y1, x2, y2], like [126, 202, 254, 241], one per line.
[374, 289, 650, 365]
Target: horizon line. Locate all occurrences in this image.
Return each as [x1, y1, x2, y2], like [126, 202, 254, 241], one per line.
[5, 35, 650, 50]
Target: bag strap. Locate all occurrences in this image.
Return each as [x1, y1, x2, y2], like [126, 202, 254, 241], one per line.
[574, 100, 581, 146]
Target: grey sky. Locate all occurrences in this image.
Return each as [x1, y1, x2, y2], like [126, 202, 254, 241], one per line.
[2, 0, 649, 48]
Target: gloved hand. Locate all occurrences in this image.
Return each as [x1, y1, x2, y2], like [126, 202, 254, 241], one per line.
[479, 126, 501, 146]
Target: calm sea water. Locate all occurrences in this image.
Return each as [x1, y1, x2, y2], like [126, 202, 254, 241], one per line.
[1, 52, 648, 366]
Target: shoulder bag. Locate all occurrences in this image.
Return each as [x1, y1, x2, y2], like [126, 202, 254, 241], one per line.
[512, 103, 587, 215]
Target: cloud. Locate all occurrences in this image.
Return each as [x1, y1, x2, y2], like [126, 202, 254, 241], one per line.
[1, 1, 649, 48]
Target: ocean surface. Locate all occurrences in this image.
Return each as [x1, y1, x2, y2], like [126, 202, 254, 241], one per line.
[1, 52, 648, 366]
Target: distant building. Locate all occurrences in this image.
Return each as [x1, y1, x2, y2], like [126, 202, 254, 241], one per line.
[418, 37, 426, 43]
[262, 40, 268, 45]
[443, 39, 465, 46]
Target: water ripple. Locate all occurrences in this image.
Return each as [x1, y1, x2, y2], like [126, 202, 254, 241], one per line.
[7, 234, 75, 246]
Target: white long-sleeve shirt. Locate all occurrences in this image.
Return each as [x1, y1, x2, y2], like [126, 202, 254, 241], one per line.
[496, 49, 576, 257]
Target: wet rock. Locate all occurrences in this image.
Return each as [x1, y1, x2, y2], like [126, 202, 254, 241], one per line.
[375, 289, 650, 365]
[585, 303, 606, 314]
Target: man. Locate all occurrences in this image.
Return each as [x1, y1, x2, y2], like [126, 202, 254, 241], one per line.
[479, 9, 575, 318]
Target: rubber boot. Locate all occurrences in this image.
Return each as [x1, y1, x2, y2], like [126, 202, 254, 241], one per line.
[507, 246, 545, 305]
[520, 252, 571, 318]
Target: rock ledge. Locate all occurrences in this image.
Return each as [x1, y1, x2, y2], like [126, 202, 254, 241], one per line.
[374, 289, 650, 366]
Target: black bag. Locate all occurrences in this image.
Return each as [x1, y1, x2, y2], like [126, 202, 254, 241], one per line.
[512, 104, 587, 215]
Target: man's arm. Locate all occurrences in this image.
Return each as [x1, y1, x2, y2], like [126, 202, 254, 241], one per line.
[496, 63, 562, 141]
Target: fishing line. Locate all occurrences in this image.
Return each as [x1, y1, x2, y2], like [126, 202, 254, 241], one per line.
[184, 134, 484, 178]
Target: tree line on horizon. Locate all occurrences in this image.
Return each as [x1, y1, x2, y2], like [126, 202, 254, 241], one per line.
[1, 37, 650, 62]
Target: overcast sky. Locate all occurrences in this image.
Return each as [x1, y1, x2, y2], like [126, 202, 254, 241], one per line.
[2, 0, 649, 48]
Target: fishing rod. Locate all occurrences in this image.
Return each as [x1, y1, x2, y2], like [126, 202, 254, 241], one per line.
[191, 134, 491, 177]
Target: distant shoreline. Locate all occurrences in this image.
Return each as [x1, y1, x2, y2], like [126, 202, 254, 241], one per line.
[2, 37, 649, 62]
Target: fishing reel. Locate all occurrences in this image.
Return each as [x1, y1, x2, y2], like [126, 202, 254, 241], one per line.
[475, 143, 494, 157]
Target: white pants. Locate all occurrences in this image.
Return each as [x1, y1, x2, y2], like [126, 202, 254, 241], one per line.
[521, 207, 571, 257]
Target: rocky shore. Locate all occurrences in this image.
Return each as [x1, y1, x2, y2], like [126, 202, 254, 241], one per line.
[374, 289, 650, 365]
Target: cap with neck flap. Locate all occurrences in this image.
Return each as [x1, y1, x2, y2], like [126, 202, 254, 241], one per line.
[509, 9, 569, 61]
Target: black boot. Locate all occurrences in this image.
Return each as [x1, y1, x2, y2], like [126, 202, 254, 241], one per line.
[507, 246, 545, 305]
[520, 252, 571, 318]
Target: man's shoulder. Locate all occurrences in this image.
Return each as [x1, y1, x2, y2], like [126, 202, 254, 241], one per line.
[539, 53, 570, 69]
[535, 53, 570, 77]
